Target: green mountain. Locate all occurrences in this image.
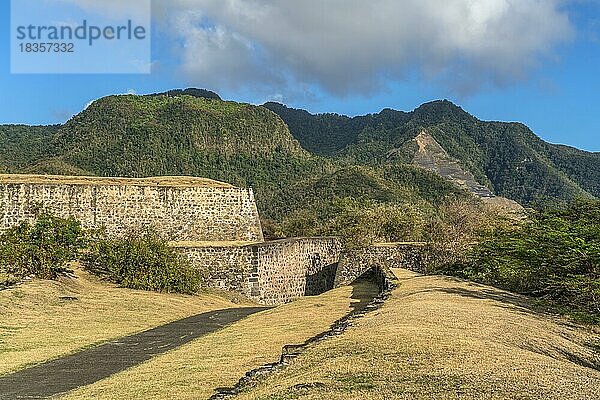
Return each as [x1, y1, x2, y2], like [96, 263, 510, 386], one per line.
[49, 94, 309, 175]
[0, 92, 465, 243]
[145, 88, 222, 100]
[264, 100, 600, 204]
[17, 94, 323, 191]
[1, 90, 597, 242]
[0, 124, 59, 173]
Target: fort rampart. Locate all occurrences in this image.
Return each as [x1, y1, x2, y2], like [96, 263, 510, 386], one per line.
[175, 238, 342, 305]
[335, 243, 426, 287]
[0, 174, 424, 305]
[0, 175, 264, 242]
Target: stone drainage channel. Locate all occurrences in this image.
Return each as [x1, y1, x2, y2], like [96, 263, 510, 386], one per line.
[209, 266, 398, 400]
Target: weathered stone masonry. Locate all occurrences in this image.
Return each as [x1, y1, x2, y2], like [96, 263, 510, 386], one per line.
[0, 174, 345, 305]
[176, 238, 342, 305]
[0, 175, 263, 242]
[334, 243, 426, 287]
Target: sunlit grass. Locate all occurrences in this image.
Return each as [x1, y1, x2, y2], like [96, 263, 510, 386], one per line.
[62, 280, 379, 400]
[231, 269, 600, 400]
[0, 266, 242, 375]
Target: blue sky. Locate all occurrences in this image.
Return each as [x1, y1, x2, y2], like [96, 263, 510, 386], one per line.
[1, 0, 600, 152]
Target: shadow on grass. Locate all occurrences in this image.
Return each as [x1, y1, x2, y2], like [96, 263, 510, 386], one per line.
[0, 307, 267, 400]
[348, 273, 380, 313]
[210, 271, 385, 400]
[398, 274, 546, 318]
[518, 342, 600, 373]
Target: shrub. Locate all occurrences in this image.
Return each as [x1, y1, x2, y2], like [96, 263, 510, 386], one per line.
[0, 210, 86, 284]
[447, 198, 600, 322]
[410, 197, 507, 274]
[84, 230, 202, 294]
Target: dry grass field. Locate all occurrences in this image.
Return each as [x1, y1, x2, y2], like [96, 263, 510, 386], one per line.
[230, 269, 600, 400]
[61, 280, 379, 399]
[4, 267, 599, 400]
[0, 267, 242, 375]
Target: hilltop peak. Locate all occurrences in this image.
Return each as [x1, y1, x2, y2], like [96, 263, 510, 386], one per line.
[412, 100, 474, 124]
[146, 88, 222, 101]
[416, 99, 463, 111]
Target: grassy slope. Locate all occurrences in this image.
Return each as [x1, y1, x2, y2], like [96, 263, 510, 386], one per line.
[61, 280, 379, 400]
[0, 267, 245, 375]
[231, 270, 600, 400]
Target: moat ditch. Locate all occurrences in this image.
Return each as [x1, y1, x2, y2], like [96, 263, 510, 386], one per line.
[0, 265, 396, 400]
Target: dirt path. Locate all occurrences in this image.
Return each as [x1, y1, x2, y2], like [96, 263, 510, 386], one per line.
[0, 307, 266, 399]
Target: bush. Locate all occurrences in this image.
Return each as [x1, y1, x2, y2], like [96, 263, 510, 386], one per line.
[447, 198, 600, 322]
[419, 197, 504, 273]
[84, 230, 203, 294]
[0, 210, 86, 284]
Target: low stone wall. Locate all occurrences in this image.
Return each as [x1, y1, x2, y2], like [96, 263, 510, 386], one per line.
[180, 240, 427, 304]
[334, 243, 426, 287]
[176, 237, 343, 305]
[255, 238, 342, 305]
[176, 245, 258, 296]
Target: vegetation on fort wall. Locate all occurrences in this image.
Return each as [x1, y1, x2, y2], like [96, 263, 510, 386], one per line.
[84, 230, 203, 295]
[0, 210, 86, 286]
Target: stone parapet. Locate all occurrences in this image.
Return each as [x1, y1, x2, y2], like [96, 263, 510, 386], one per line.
[177, 237, 342, 305]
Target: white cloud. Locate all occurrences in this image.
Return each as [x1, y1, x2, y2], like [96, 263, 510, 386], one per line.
[67, 0, 575, 96]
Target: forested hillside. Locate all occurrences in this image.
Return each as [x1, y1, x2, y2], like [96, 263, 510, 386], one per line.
[0, 93, 469, 243]
[265, 100, 600, 203]
[0, 125, 59, 173]
[47, 94, 310, 177]
[0, 90, 598, 243]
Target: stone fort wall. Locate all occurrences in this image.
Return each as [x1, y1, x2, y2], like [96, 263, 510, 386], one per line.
[177, 238, 342, 305]
[0, 175, 264, 242]
[0, 174, 426, 306]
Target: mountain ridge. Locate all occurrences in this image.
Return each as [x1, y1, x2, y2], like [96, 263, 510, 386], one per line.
[0, 91, 475, 243]
[0, 89, 598, 217]
[264, 99, 600, 203]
